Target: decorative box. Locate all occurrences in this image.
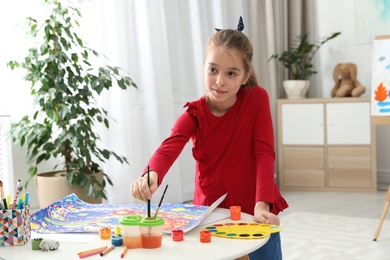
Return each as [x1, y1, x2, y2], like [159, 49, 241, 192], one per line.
[0, 205, 31, 246]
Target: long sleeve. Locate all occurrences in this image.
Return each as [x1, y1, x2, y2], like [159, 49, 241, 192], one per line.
[253, 89, 276, 204]
[145, 111, 197, 186]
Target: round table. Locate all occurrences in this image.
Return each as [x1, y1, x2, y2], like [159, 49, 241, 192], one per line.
[0, 208, 269, 260]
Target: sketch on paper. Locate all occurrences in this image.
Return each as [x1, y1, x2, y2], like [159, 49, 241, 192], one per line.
[371, 37, 390, 115]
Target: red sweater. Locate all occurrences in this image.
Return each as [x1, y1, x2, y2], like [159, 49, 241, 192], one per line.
[146, 86, 288, 215]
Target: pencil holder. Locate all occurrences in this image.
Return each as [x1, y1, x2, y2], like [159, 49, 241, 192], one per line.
[0, 204, 31, 246]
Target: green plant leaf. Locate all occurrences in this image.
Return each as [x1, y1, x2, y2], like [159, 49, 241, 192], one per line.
[269, 32, 341, 80]
[8, 0, 136, 201]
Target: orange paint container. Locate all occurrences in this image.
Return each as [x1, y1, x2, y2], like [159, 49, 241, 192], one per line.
[99, 227, 111, 239]
[230, 206, 241, 220]
[119, 215, 165, 249]
[199, 230, 211, 243]
[140, 217, 165, 249]
[119, 215, 142, 249]
[141, 234, 162, 248]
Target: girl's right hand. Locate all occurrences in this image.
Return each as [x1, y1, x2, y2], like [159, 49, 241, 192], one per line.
[131, 170, 159, 201]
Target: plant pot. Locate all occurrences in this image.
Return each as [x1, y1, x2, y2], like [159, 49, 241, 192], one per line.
[283, 80, 310, 99]
[35, 171, 103, 208]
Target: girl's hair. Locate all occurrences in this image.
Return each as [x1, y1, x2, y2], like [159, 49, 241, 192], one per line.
[206, 29, 258, 87]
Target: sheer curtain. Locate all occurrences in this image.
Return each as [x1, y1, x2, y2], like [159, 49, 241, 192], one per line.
[78, 0, 313, 204]
[80, 0, 252, 204]
[0, 0, 314, 205]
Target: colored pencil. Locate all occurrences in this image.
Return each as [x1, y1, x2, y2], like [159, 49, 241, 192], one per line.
[6, 195, 10, 210]
[77, 246, 107, 255]
[11, 180, 21, 209]
[120, 246, 128, 258]
[154, 184, 168, 219]
[25, 192, 29, 206]
[100, 245, 115, 256]
[79, 247, 106, 258]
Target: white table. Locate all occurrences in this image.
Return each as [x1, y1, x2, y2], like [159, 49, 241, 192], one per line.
[0, 208, 269, 260]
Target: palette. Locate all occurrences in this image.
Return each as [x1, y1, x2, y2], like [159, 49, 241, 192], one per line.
[204, 222, 282, 239]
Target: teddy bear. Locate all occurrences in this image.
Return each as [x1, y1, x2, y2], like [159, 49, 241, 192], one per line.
[331, 63, 366, 97]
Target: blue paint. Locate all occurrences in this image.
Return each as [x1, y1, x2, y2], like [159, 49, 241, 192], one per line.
[377, 101, 390, 106]
[226, 233, 237, 237]
[379, 108, 390, 113]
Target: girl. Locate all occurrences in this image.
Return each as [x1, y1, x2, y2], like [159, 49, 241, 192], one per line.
[131, 17, 288, 259]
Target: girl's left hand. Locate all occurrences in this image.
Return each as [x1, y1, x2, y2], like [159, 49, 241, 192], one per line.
[254, 210, 280, 225]
[253, 201, 280, 225]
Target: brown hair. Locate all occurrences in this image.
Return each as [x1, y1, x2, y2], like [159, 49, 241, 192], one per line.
[206, 29, 258, 87]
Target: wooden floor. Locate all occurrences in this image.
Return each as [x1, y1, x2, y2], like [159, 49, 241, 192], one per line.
[279, 190, 388, 219]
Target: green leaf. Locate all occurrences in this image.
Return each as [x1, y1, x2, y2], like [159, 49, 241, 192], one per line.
[7, 0, 137, 201]
[28, 167, 37, 177]
[102, 149, 110, 159]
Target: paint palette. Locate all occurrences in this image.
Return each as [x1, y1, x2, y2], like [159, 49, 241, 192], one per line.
[204, 222, 282, 240]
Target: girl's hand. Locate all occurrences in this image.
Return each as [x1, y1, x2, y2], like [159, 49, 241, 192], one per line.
[253, 201, 280, 226]
[131, 170, 159, 201]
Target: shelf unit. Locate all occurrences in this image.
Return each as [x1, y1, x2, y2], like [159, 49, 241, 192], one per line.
[277, 97, 377, 192]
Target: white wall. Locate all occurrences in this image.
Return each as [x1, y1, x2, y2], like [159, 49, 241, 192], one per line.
[314, 0, 390, 188]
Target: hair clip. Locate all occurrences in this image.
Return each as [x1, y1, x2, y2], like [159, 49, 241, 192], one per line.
[215, 16, 244, 32]
[237, 16, 244, 31]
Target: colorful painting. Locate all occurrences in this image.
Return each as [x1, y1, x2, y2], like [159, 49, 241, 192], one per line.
[371, 36, 390, 115]
[30, 194, 209, 234]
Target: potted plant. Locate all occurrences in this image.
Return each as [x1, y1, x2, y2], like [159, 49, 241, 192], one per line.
[269, 32, 341, 99]
[7, 0, 137, 207]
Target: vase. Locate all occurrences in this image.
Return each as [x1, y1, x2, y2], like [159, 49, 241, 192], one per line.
[35, 171, 103, 208]
[283, 80, 310, 99]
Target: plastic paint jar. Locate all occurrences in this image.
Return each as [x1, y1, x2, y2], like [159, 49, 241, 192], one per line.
[230, 206, 241, 220]
[171, 229, 184, 241]
[32, 238, 43, 250]
[99, 227, 111, 239]
[119, 215, 142, 249]
[199, 230, 211, 243]
[114, 225, 122, 236]
[139, 217, 165, 248]
[111, 235, 123, 246]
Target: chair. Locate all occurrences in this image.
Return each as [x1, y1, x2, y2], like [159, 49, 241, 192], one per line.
[373, 184, 390, 241]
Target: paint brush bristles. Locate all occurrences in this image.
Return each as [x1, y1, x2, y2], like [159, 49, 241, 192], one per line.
[147, 166, 151, 218]
[154, 184, 168, 219]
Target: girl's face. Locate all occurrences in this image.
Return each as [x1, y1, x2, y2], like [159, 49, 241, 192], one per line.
[204, 46, 249, 109]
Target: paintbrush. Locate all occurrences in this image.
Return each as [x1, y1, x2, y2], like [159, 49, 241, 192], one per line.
[154, 184, 168, 219]
[147, 166, 151, 218]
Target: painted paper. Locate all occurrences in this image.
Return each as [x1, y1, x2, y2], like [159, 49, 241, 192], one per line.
[371, 37, 390, 115]
[30, 194, 210, 234]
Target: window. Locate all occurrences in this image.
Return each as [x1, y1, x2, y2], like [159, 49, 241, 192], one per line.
[0, 116, 13, 195]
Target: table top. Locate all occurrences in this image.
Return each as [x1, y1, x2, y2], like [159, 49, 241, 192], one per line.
[0, 208, 269, 260]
